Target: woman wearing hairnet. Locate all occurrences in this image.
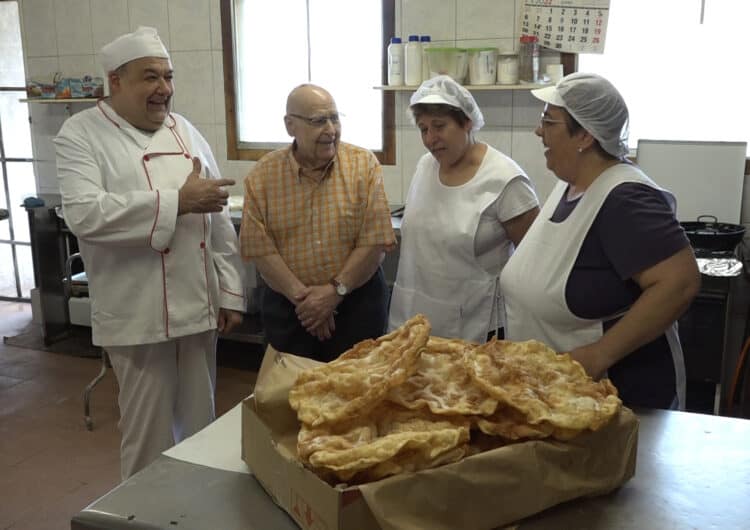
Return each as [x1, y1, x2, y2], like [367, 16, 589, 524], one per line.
[500, 72, 700, 409]
[388, 75, 540, 342]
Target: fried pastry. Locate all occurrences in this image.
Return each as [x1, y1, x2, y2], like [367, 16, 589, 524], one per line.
[288, 314, 430, 427]
[465, 339, 621, 436]
[387, 336, 499, 416]
[298, 401, 470, 482]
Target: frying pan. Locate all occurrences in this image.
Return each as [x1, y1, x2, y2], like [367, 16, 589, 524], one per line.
[680, 215, 745, 252]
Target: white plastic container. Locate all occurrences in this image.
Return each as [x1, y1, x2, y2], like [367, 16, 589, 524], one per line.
[425, 47, 468, 84]
[467, 47, 498, 85]
[420, 36, 431, 81]
[404, 35, 422, 86]
[497, 53, 519, 85]
[387, 37, 404, 86]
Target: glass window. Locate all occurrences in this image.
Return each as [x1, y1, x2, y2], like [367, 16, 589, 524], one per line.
[224, 0, 395, 162]
[0, 243, 14, 297]
[0, 91, 33, 159]
[7, 161, 35, 243]
[578, 0, 750, 154]
[0, 1, 25, 86]
[16, 243, 33, 298]
[0, 0, 34, 300]
[0, 169, 7, 240]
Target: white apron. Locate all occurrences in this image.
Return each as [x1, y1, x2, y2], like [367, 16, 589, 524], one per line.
[388, 151, 515, 342]
[500, 164, 686, 409]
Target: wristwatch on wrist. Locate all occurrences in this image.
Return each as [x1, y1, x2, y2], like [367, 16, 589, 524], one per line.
[330, 277, 349, 297]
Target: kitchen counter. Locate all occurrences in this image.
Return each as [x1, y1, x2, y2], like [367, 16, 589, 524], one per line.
[71, 407, 750, 529]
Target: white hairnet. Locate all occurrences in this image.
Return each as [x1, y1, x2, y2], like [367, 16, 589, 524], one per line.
[409, 75, 485, 131]
[99, 26, 170, 73]
[531, 72, 629, 158]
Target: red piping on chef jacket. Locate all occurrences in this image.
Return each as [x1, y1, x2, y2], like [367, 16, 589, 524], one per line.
[97, 100, 217, 338]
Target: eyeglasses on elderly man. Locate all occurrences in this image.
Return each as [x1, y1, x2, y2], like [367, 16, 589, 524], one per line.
[287, 113, 341, 128]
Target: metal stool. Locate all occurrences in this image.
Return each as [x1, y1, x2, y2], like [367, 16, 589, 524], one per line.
[63, 252, 110, 430]
[84, 348, 110, 430]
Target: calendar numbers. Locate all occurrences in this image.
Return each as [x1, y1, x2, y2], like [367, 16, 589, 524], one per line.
[522, 0, 609, 54]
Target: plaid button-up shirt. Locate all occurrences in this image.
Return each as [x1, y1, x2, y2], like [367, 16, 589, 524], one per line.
[240, 142, 395, 286]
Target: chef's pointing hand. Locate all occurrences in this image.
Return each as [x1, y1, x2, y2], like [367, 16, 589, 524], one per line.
[178, 157, 236, 215]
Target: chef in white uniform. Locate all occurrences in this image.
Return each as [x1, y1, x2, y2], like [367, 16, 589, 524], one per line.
[54, 27, 246, 480]
[500, 73, 700, 409]
[388, 76, 539, 342]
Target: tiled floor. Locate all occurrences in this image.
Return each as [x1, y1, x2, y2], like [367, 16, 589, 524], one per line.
[0, 301, 259, 530]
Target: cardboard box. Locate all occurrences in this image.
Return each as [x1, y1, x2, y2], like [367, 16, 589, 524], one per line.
[242, 348, 639, 530]
[243, 396, 381, 530]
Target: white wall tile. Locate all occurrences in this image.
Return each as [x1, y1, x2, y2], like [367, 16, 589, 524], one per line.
[91, 0, 130, 52]
[474, 90, 513, 128]
[511, 128, 556, 202]
[226, 159, 254, 187]
[32, 133, 57, 162]
[402, 0, 455, 42]
[382, 164, 403, 205]
[170, 50, 214, 124]
[212, 51, 225, 124]
[25, 56, 60, 79]
[214, 122, 229, 182]
[514, 0, 525, 40]
[512, 88, 544, 127]
[128, 0, 170, 49]
[394, 0, 402, 35]
[28, 103, 68, 136]
[399, 126, 428, 199]
[55, 0, 93, 56]
[167, 0, 211, 51]
[33, 160, 59, 192]
[394, 92, 412, 129]
[209, 0, 223, 50]
[21, 0, 58, 57]
[457, 37, 515, 54]
[58, 54, 96, 76]
[476, 128, 512, 155]
[457, 0, 515, 40]
[193, 121, 216, 161]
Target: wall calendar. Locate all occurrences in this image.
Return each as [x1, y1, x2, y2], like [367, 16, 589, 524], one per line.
[522, 0, 610, 54]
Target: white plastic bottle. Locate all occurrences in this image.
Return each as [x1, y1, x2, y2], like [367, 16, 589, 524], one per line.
[420, 35, 431, 81]
[387, 37, 404, 86]
[404, 35, 422, 86]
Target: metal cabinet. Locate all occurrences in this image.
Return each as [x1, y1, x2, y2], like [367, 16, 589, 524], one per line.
[25, 195, 80, 344]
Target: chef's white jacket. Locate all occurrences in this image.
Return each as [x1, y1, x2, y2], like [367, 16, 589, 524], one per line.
[54, 101, 245, 347]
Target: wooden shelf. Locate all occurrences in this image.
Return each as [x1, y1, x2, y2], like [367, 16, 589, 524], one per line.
[20, 98, 99, 103]
[374, 83, 552, 91]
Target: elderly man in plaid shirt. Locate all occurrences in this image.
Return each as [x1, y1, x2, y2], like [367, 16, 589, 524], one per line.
[240, 84, 396, 362]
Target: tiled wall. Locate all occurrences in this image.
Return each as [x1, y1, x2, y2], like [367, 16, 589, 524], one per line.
[18, 0, 562, 204]
[19, 0, 232, 194]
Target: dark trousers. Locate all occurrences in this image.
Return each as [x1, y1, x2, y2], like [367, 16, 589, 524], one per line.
[261, 267, 388, 363]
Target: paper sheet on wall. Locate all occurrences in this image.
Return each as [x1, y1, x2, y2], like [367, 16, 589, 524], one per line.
[522, 0, 610, 54]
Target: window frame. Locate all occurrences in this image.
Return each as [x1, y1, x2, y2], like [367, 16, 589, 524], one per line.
[219, 0, 396, 164]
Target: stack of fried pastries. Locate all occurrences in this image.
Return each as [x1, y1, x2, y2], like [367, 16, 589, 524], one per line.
[289, 315, 622, 484]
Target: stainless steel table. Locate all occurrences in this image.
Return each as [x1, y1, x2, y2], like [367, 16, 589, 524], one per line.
[71, 409, 750, 529]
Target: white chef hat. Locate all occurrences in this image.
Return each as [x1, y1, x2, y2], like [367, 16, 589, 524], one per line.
[531, 72, 629, 158]
[99, 26, 170, 73]
[410, 75, 485, 131]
